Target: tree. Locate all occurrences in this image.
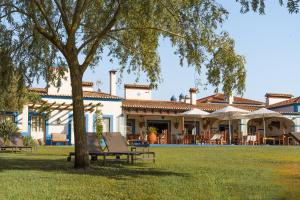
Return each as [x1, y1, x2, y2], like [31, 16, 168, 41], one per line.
[0, 1, 246, 169]
[236, 0, 300, 14]
[0, 27, 28, 112]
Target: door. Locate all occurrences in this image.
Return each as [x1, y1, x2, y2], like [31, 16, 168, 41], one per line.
[30, 115, 45, 142]
[147, 120, 171, 144]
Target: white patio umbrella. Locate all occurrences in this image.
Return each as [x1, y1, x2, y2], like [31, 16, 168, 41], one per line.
[181, 108, 209, 117]
[180, 108, 209, 144]
[207, 106, 249, 144]
[244, 108, 284, 144]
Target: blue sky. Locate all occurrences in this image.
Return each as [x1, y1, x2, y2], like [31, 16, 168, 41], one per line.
[39, 1, 300, 102]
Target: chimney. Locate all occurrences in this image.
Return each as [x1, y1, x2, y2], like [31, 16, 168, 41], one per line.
[189, 88, 198, 105]
[184, 95, 190, 104]
[265, 93, 293, 106]
[228, 95, 234, 104]
[109, 70, 117, 96]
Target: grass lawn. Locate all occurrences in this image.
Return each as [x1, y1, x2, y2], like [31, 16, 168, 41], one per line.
[0, 146, 300, 200]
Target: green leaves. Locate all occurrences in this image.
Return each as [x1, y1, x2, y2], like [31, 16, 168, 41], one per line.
[0, 0, 247, 97]
[206, 33, 246, 96]
[95, 110, 103, 141]
[236, 0, 300, 14]
[0, 33, 28, 112]
[0, 120, 18, 144]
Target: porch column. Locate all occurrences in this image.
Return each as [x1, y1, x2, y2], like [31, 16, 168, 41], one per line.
[21, 105, 29, 136]
[292, 117, 300, 132]
[118, 113, 126, 137]
[240, 119, 249, 136]
[87, 112, 93, 132]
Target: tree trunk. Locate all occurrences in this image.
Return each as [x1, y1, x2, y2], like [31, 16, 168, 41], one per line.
[69, 66, 89, 169]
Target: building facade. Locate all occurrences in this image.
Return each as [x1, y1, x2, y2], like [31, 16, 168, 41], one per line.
[1, 69, 300, 145]
[2, 69, 124, 145]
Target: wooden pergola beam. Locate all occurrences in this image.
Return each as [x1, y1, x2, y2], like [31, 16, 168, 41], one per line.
[56, 102, 66, 110]
[29, 101, 103, 112]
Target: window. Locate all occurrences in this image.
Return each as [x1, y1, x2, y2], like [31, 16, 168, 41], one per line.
[102, 117, 110, 132]
[31, 116, 45, 132]
[0, 114, 15, 123]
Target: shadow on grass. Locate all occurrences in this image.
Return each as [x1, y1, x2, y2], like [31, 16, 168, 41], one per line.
[0, 156, 190, 180]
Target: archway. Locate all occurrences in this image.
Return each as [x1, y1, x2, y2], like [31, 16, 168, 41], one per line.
[247, 117, 295, 145]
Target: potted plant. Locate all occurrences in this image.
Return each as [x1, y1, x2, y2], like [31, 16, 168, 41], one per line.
[147, 127, 157, 144]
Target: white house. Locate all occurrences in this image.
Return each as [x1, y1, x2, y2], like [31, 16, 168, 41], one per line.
[7, 68, 124, 145]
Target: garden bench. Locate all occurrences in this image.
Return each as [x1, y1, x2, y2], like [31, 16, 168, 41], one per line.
[51, 133, 68, 145]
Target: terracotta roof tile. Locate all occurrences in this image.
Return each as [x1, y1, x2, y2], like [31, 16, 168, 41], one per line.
[28, 88, 47, 94]
[122, 100, 193, 111]
[83, 91, 121, 99]
[82, 81, 93, 87]
[29, 88, 122, 100]
[265, 93, 294, 98]
[268, 97, 300, 108]
[197, 103, 263, 112]
[124, 84, 151, 89]
[197, 93, 264, 105]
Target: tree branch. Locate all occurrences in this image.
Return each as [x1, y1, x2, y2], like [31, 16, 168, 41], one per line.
[71, 0, 87, 34]
[80, 1, 121, 72]
[53, 0, 71, 34]
[33, 1, 57, 37]
[28, 2, 65, 55]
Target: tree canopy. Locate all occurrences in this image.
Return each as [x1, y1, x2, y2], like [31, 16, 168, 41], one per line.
[0, 1, 246, 168]
[236, 0, 300, 14]
[0, 0, 246, 96]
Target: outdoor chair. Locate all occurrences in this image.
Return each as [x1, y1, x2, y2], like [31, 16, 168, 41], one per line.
[158, 131, 167, 144]
[102, 132, 155, 163]
[245, 135, 258, 145]
[175, 133, 184, 144]
[288, 132, 300, 145]
[9, 136, 33, 151]
[210, 134, 223, 145]
[67, 133, 145, 164]
[279, 134, 289, 145]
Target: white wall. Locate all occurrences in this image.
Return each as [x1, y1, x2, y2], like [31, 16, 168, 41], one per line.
[125, 88, 152, 100]
[267, 97, 291, 105]
[83, 86, 93, 91]
[48, 70, 72, 96]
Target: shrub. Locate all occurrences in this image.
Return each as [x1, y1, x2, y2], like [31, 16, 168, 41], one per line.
[23, 136, 35, 147]
[0, 120, 18, 144]
[95, 110, 103, 141]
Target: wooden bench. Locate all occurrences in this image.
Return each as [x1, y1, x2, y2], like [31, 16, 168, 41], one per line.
[51, 133, 67, 145]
